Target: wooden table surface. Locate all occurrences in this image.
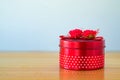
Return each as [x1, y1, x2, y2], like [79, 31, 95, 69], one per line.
[0, 51, 120, 80]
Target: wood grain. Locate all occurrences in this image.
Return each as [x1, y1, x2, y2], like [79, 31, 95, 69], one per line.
[0, 51, 120, 80]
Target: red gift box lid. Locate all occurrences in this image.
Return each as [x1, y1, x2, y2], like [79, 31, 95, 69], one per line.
[59, 39, 105, 49]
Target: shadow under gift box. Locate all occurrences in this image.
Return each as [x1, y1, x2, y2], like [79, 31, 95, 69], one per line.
[59, 39, 105, 70]
[60, 68, 104, 80]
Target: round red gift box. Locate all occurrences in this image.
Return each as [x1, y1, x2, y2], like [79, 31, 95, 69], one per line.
[59, 38, 105, 70]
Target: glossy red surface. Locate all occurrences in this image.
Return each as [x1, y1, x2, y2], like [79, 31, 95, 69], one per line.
[59, 39, 105, 70]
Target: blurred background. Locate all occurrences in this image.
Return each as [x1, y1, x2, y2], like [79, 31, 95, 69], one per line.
[0, 0, 120, 52]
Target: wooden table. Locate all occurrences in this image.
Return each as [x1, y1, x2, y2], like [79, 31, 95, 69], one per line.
[0, 51, 120, 80]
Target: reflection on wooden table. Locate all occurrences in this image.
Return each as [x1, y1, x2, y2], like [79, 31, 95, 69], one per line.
[60, 68, 104, 80]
